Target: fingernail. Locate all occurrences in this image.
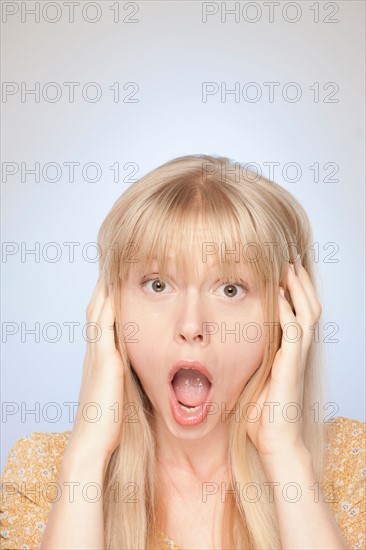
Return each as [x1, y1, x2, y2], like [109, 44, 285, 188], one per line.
[279, 287, 285, 298]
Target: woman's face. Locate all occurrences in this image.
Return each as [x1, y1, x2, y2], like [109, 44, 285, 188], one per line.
[119, 230, 266, 438]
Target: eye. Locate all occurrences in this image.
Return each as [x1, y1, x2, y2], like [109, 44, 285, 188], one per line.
[140, 274, 249, 299]
[140, 275, 173, 294]
[216, 281, 248, 299]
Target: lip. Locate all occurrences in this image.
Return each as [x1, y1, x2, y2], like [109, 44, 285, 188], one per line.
[167, 359, 214, 427]
[168, 359, 214, 384]
[167, 380, 214, 427]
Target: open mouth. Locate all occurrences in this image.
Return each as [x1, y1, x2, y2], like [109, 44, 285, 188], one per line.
[171, 368, 212, 414]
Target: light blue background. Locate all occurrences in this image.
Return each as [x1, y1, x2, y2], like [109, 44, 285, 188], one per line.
[1, 0, 365, 471]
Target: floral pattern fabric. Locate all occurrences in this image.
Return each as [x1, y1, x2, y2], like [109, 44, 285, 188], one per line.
[0, 416, 365, 549]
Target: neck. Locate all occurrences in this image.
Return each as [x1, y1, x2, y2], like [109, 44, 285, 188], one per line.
[152, 412, 231, 482]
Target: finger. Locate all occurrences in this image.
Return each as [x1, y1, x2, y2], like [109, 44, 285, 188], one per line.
[275, 293, 306, 401]
[86, 276, 107, 322]
[89, 274, 102, 302]
[293, 259, 322, 320]
[277, 287, 302, 367]
[108, 283, 116, 317]
[85, 277, 108, 363]
[95, 296, 118, 360]
[286, 266, 318, 356]
[285, 264, 314, 327]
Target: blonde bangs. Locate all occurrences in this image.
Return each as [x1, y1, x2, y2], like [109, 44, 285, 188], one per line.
[116, 171, 264, 292]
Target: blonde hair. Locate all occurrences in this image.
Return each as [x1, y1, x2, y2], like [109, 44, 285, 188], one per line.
[97, 154, 326, 549]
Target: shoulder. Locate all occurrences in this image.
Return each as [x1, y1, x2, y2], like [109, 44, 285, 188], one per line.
[323, 414, 365, 484]
[325, 415, 365, 446]
[324, 415, 365, 473]
[322, 416, 366, 550]
[158, 530, 182, 550]
[4, 429, 72, 458]
[0, 431, 72, 549]
[1, 430, 73, 484]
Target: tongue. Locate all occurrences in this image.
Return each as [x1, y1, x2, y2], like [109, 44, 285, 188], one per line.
[172, 368, 211, 407]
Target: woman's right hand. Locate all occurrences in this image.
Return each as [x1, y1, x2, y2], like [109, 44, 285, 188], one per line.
[65, 275, 125, 465]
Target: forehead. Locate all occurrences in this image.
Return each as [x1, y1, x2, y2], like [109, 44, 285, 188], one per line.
[126, 224, 257, 285]
[151, 226, 234, 263]
[139, 252, 254, 284]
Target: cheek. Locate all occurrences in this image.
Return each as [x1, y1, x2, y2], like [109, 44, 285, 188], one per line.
[119, 297, 163, 392]
[219, 322, 265, 396]
[225, 341, 263, 379]
[222, 301, 265, 356]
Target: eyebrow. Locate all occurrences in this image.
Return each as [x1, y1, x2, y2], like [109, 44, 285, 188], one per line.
[145, 257, 254, 282]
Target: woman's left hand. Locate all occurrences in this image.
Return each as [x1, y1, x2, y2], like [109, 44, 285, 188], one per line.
[245, 257, 323, 465]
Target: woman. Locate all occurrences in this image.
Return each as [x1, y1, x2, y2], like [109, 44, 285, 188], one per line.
[1, 154, 364, 549]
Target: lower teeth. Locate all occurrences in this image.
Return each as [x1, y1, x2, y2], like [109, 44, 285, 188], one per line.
[179, 402, 202, 414]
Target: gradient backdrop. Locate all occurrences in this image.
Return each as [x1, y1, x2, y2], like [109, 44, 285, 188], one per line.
[1, 0, 365, 470]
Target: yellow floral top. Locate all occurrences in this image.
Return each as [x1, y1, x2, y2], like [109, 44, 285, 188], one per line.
[1, 416, 365, 550]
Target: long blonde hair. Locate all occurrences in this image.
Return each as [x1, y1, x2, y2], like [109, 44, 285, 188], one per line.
[97, 154, 326, 549]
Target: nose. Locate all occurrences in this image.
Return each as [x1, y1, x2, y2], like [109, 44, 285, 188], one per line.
[175, 291, 207, 345]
